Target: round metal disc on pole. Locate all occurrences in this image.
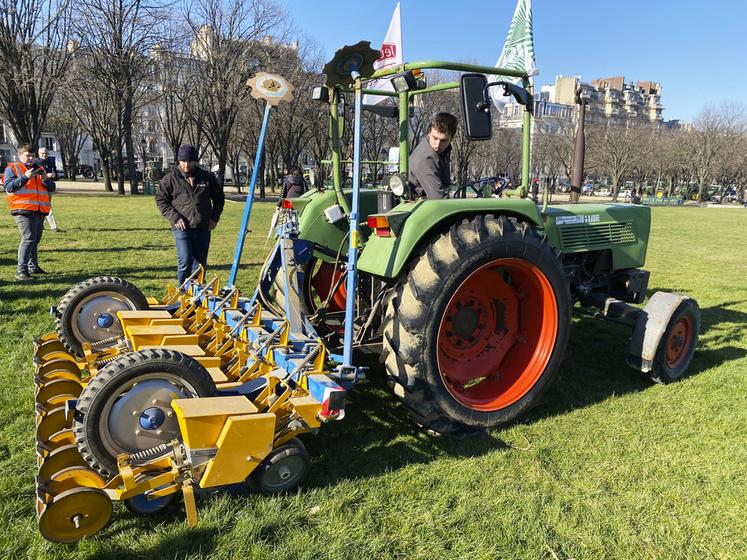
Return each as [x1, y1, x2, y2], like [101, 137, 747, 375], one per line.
[247, 72, 294, 106]
[322, 41, 381, 87]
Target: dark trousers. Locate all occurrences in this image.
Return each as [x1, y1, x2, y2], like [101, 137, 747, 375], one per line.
[14, 213, 45, 273]
[173, 228, 211, 285]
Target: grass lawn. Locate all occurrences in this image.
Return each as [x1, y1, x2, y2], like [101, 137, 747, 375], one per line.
[0, 196, 745, 560]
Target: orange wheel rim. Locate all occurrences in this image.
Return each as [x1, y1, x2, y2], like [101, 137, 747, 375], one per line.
[436, 258, 558, 412]
[309, 260, 346, 312]
[666, 315, 692, 368]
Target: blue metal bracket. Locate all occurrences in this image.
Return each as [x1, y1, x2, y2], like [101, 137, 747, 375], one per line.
[342, 70, 364, 368]
[228, 102, 272, 286]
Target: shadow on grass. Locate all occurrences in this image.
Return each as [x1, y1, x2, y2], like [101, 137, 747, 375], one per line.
[523, 299, 747, 423]
[305, 373, 511, 490]
[45, 244, 168, 253]
[60, 226, 165, 233]
[0, 263, 268, 315]
[305, 298, 747, 489]
[86, 527, 219, 560]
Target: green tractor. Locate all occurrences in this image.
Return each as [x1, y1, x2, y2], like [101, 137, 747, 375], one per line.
[266, 47, 700, 435]
[31, 46, 700, 544]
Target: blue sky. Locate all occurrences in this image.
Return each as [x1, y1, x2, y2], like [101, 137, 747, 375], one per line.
[280, 0, 746, 122]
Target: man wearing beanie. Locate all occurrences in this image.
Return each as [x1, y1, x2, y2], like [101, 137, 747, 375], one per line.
[156, 144, 224, 285]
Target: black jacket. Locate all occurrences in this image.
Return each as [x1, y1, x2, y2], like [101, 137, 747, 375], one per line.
[408, 140, 451, 199]
[281, 173, 306, 199]
[155, 167, 224, 229]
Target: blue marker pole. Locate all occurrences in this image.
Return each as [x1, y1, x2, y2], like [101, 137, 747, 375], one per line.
[342, 71, 363, 367]
[228, 102, 272, 286]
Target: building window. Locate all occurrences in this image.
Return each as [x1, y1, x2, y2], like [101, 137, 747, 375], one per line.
[0, 123, 7, 144]
[44, 137, 55, 150]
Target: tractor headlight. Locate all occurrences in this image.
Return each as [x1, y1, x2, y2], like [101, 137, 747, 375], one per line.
[388, 173, 407, 198]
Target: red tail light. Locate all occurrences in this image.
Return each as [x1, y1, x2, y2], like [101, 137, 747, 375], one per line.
[367, 215, 391, 237]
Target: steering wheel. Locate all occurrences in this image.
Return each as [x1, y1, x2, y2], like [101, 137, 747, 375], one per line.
[452, 183, 484, 199]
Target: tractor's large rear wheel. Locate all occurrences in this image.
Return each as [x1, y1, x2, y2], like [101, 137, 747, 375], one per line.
[55, 276, 149, 357]
[269, 257, 346, 316]
[381, 216, 570, 434]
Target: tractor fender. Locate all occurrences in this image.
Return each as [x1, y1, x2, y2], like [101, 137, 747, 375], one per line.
[626, 291, 690, 372]
[357, 198, 543, 279]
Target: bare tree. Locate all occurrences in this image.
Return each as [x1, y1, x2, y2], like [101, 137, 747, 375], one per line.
[46, 96, 87, 180]
[488, 128, 523, 183]
[71, 0, 165, 194]
[0, 0, 72, 146]
[713, 131, 747, 202]
[360, 107, 398, 185]
[586, 123, 647, 201]
[152, 41, 192, 164]
[63, 68, 120, 191]
[306, 94, 331, 169]
[185, 0, 287, 187]
[675, 103, 746, 203]
[534, 119, 575, 181]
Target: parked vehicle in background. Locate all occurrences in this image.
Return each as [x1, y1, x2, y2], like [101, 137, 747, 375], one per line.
[595, 187, 611, 197]
[78, 164, 95, 179]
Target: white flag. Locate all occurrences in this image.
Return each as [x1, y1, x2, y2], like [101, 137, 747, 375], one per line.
[362, 3, 403, 106]
[490, 0, 539, 109]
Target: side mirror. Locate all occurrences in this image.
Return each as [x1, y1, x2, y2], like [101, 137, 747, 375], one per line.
[460, 73, 492, 141]
[493, 81, 532, 110]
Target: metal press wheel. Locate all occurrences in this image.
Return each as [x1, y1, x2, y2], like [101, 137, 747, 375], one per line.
[55, 276, 149, 357]
[250, 438, 310, 495]
[73, 349, 216, 476]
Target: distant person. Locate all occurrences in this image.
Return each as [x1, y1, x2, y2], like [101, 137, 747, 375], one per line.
[280, 165, 307, 200]
[155, 144, 224, 285]
[3, 143, 56, 281]
[408, 112, 458, 199]
[309, 164, 324, 192]
[492, 176, 509, 198]
[38, 147, 59, 232]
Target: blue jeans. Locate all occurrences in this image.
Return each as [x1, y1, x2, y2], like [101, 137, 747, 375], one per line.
[173, 228, 211, 285]
[15, 213, 45, 273]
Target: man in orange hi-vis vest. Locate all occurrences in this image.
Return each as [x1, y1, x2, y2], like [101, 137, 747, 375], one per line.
[3, 143, 56, 281]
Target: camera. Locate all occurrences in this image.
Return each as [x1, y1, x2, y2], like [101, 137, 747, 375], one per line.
[29, 160, 43, 171]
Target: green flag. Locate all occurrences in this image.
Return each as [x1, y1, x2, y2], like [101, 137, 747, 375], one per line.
[490, 0, 538, 106]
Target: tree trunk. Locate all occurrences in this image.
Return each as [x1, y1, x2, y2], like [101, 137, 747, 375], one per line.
[258, 151, 266, 198]
[115, 154, 126, 195]
[217, 146, 228, 190]
[102, 159, 113, 192]
[124, 106, 139, 195]
[611, 173, 621, 202]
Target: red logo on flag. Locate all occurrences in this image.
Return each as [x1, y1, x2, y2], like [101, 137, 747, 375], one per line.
[378, 43, 397, 61]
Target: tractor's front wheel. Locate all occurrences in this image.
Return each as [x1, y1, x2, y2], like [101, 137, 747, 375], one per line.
[382, 215, 570, 434]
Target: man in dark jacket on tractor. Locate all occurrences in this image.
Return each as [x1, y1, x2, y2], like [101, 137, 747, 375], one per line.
[156, 144, 224, 285]
[408, 112, 457, 199]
